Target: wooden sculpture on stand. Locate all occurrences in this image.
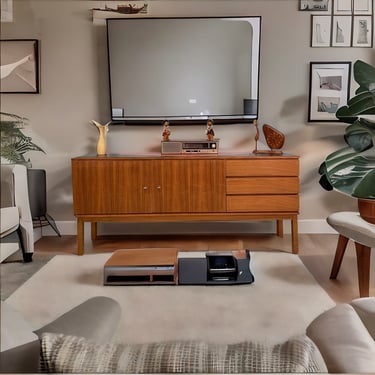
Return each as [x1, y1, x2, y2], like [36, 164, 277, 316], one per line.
[253, 121, 285, 155]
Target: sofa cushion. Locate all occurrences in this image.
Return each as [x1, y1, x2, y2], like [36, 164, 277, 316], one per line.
[306, 303, 375, 373]
[40, 332, 327, 373]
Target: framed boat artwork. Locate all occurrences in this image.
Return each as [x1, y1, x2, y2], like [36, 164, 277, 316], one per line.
[0, 39, 39, 94]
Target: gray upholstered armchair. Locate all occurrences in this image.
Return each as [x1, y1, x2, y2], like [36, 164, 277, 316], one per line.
[0, 164, 34, 262]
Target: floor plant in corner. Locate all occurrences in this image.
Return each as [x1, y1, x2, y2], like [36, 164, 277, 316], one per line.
[319, 60, 375, 223]
[0, 112, 45, 165]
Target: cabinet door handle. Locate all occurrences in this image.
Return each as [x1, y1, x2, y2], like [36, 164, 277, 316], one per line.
[156, 185, 161, 190]
[143, 186, 148, 190]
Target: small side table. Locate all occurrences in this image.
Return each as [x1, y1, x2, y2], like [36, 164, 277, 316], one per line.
[27, 169, 61, 236]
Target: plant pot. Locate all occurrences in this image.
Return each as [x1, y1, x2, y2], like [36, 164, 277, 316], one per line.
[358, 198, 375, 224]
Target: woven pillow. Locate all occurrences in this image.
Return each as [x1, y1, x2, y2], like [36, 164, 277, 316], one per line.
[40, 332, 327, 373]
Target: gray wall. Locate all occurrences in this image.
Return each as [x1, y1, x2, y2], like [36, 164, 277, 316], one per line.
[1, 0, 374, 234]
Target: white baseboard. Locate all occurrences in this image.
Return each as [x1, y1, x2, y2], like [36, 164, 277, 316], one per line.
[36, 219, 336, 237]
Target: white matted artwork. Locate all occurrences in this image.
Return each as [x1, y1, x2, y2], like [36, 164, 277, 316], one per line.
[0, 39, 39, 93]
[353, 0, 373, 14]
[333, 0, 353, 14]
[0, 0, 12, 22]
[352, 15, 373, 46]
[332, 15, 352, 46]
[311, 15, 332, 46]
[308, 61, 351, 122]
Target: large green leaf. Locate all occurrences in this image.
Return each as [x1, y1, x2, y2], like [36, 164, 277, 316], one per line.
[320, 60, 375, 199]
[344, 118, 375, 152]
[336, 91, 375, 123]
[319, 147, 375, 198]
[354, 60, 375, 94]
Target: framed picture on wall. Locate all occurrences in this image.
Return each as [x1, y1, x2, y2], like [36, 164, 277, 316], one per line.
[311, 15, 332, 46]
[0, 39, 39, 93]
[333, 0, 353, 14]
[0, 0, 13, 22]
[352, 15, 373, 47]
[300, 0, 330, 11]
[353, 0, 373, 14]
[308, 62, 351, 122]
[332, 15, 352, 46]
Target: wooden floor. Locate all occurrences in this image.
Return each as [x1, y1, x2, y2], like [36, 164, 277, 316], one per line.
[34, 233, 374, 304]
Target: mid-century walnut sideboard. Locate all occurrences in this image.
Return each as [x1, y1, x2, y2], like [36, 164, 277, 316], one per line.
[71, 154, 300, 255]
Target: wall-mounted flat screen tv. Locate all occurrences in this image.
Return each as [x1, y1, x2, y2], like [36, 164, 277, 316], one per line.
[107, 16, 261, 124]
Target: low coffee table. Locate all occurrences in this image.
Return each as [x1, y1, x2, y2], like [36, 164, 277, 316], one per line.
[103, 248, 179, 285]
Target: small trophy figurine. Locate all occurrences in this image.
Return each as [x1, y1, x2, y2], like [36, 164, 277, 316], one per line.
[206, 119, 215, 141]
[162, 120, 171, 141]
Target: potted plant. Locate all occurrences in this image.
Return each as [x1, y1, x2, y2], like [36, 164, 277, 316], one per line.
[318, 60, 375, 223]
[0, 111, 45, 166]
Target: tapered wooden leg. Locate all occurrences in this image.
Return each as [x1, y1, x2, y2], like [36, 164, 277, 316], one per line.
[330, 235, 349, 279]
[276, 220, 283, 237]
[91, 222, 97, 240]
[77, 218, 84, 256]
[355, 242, 371, 298]
[291, 216, 299, 254]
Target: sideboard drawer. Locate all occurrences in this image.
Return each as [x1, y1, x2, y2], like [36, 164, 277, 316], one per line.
[226, 177, 299, 195]
[226, 159, 299, 177]
[227, 195, 299, 212]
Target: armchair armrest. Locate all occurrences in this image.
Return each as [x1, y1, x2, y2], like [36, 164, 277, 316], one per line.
[351, 297, 375, 340]
[34, 296, 121, 344]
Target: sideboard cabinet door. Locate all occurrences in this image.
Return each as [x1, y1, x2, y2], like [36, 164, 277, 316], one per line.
[72, 158, 226, 215]
[188, 159, 225, 213]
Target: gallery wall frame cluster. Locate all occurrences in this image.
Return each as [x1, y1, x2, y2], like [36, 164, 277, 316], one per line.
[300, 0, 373, 47]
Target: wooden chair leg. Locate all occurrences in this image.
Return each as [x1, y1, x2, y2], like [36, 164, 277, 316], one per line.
[355, 242, 371, 298]
[330, 234, 349, 279]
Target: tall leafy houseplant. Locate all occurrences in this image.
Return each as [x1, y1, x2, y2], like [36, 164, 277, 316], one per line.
[318, 60, 375, 222]
[0, 112, 45, 165]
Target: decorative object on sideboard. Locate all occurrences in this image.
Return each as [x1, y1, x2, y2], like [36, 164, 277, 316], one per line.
[90, 120, 110, 156]
[0, 112, 45, 165]
[319, 60, 375, 223]
[206, 119, 215, 141]
[263, 124, 285, 154]
[253, 121, 285, 155]
[162, 120, 171, 142]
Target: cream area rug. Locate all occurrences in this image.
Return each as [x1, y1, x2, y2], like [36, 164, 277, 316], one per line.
[6, 251, 335, 345]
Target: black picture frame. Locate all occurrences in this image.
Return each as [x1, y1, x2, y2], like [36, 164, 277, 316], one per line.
[352, 15, 373, 47]
[308, 61, 351, 122]
[311, 15, 332, 46]
[0, 39, 40, 94]
[300, 0, 330, 11]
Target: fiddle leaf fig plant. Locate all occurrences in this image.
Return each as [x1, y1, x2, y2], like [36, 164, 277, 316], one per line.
[0, 111, 45, 165]
[318, 60, 375, 199]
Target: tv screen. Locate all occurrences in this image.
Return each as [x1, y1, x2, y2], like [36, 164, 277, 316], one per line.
[107, 16, 261, 124]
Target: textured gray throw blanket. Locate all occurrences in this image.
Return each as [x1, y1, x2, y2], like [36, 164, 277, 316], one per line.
[40, 332, 327, 373]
